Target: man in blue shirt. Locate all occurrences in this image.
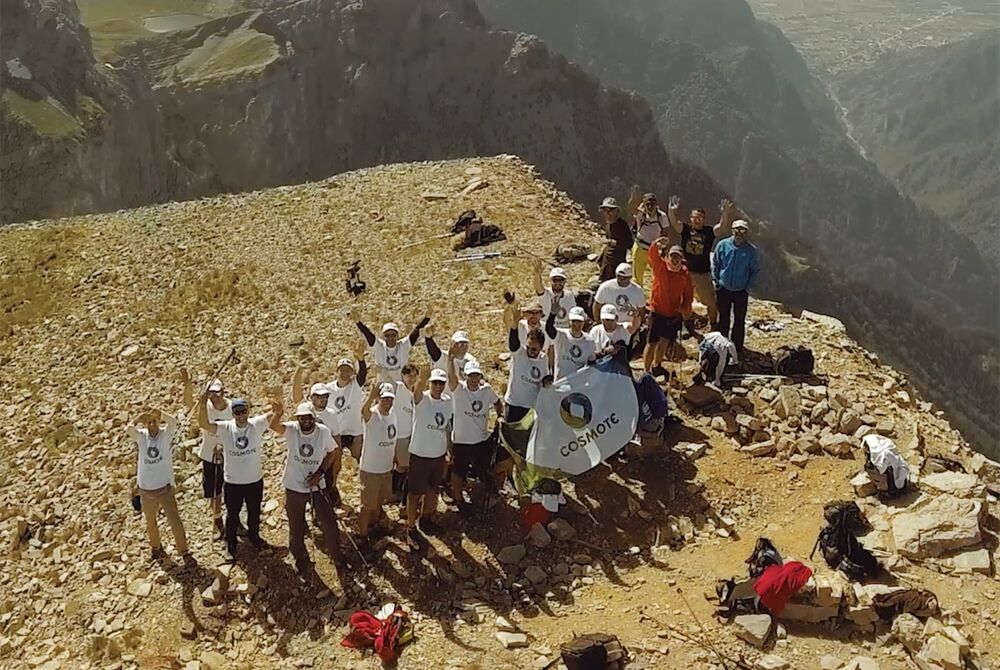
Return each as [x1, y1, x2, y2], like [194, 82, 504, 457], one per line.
[711, 219, 760, 352]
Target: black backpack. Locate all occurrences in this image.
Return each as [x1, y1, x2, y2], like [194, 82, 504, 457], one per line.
[812, 504, 880, 581]
[561, 633, 626, 670]
[774, 345, 814, 376]
[745, 537, 783, 578]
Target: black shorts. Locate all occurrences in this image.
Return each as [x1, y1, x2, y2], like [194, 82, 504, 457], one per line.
[504, 404, 531, 424]
[408, 454, 446, 496]
[341, 434, 362, 460]
[453, 439, 508, 481]
[648, 312, 682, 344]
[201, 459, 224, 498]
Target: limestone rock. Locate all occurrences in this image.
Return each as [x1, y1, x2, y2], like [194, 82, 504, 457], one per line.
[890, 613, 924, 652]
[496, 631, 528, 649]
[773, 386, 801, 420]
[498, 544, 527, 565]
[523, 565, 547, 585]
[126, 579, 152, 598]
[839, 657, 880, 670]
[684, 385, 723, 408]
[920, 472, 983, 498]
[851, 471, 877, 497]
[778, 603, 839, 624]
[526, 523, 551, 548]
[546, 518, 576, 541]
[945, 547, 991, 574]
[756, 655, 788, 670]
[917, 635, 962, 670]
[891, 495, 982, 558]
[733, 614, 772, 648]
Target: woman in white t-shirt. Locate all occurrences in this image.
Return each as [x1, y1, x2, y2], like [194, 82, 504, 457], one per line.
[128, 408, 189, 561]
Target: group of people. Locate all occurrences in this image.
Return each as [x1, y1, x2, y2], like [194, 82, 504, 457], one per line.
[130, 189, 761, 579]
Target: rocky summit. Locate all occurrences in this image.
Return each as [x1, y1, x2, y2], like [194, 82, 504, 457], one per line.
[0, 157, 997, 669]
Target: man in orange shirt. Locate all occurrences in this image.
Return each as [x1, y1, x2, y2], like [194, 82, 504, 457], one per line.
[644, 238, 693, 378]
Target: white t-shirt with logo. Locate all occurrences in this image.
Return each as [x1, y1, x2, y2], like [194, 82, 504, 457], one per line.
[199, 399, 232, 462]
[453, 381, 499, 444]
[361, 408, 397, 474]
[518, 319, 555, 350]
[595, 279, 646, 325]
[394, 381, 415, 440]
[282, 423, 335, 493]
[216, 416, 270, 485]
[328, 379, 364, 436]
[409, 394, 453, 459]
[538, 288, 577, 329]
[433, 352, 479, 382]
[589, 323, 630, 352]
[135, 426, 176, 490]
[553, 329, 596, 380]
[505, 347, 548, 409]
[370, 338, 413, 384]
[314, 406, 341, 438]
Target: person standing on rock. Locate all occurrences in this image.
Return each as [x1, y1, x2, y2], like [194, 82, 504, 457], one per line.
[359, 382, 398, 548]
[426, 326, 479, 383]
[291, 371, 344, 503]
[645, 239, 693, 378]
[199, 395, 274, 561]
[503, 292, 551, 423]
[590, 303, 642, 357]
[268, 400, 345, 576]
[182, 372, 232, 541]
[129, 408, 191, 562]
[545, 305, 597, 379]
[597, 197, 634, 283]
[593, 262, 646, 326]
[327, 340, 369, 469]
[406, 366, 453, 548]
[711, 219, 760, 353]
[631, 193, 674, 285]
[667, 196, 737, 330]
[352, 307, 429, 384]
[532, 259, 576, 330]
[447, 347, 504, 515]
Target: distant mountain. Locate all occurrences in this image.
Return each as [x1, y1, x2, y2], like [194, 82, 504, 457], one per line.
[838, 29, 1000, 266]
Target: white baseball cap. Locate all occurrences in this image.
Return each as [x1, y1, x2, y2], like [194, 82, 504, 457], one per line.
[568, 306, 587, 321]
[732, 219, 749, 231]
[429, 368, 449, 383]
[295, 402, 316, 417]
[379, 383, 396, 399]
[337, 358, 355, 370]
[451, 330, 470, 344]
[310, 383, 330, 396]
[463, 360, 483, 376]
[600, 304, 618, 320]
[207, 379, 224, 393]
[382, 322, 400, 334]
[615, 262, 632, 278]
[600, 197, 619, 210]
[549, 267, 567, 280]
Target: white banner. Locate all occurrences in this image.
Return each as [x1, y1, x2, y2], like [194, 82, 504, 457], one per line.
[526, 357, 638, 475]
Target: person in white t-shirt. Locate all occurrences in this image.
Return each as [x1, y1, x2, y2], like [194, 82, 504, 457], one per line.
[405, 366, 453, 548]
[352, 307, 429, 384]
[447, 352, 505, 515]
[292, 369, 344, 503]
[532, 258, 577, 329]
[593, 262, 646, 326]
[426, 326, 479, 383]
[129, 408, 190, 562]
[589, 303, 642, 357]
[326, 340, 369, 468]
[182, 371, 232, 541]
[390, 364, 419, 506]
[503, 293, 551, 423]
[516, 299, 554, 351]
[359, 382, 398, 545]
[545, 305, 597, 379]
[268, 401, 344, 576]
[199, 395, 275, 561]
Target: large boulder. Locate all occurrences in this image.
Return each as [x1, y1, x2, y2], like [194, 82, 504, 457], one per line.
[891, 495, 983, 558]
[920, 472, 983, 498]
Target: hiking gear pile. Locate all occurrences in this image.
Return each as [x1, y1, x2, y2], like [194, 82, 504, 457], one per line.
[872, 588, 940, 621]
[773, 345, 814, 376]
[555, 243, 592, 264]
[560, 632, 628, 670]
[718, 537, 811, 616]
[341, 603, 414, 662]
[862, 434, 910, 499]
[752, 561, 813, 615]
[811, 501, 881, 581]
[451, 209, 506, 250]
[746, 537, 783, 578]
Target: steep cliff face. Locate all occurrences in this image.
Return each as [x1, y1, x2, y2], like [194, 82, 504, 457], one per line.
[838, 29, 1000, 266]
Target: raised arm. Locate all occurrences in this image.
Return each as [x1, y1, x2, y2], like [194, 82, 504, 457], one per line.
[181, 369, 194, 410]
[292, 365, 305, 404]
[508, 325, 521, 353]
[626, 308, 642, 336]
[350, 306, 377, 347]
[544, 310, 558, 340]
[159, 409, 178, 436]
[354, 339, 368, 385]
[197, 390, 219, 435]
[667, 195, 682, 234]
[425, 329, 442, 363]
[408, 316, 430, 346]
[360, 380, 379, 423]
[269, 399, 285, 436]
[502, 290, 517, 331]
[714, 198, 736, 237]
[648, 237, 669, 272]
[412, 365, 429, 405]
[532, 258, 544, 297]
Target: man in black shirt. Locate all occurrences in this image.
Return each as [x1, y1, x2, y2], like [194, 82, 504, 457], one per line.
[597, 197, 634, 282]
[668, 196, 738, 329]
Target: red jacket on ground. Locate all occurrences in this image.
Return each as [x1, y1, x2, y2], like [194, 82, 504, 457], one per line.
[648, 245, 694, 317]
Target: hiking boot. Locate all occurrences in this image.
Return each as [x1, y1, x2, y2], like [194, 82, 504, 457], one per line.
[235, 520, 249, 538]
[151, 547, 166, 562]
[181, 552, 198, 569]
[457, 501, 476, 518]
[213, 517, 225, 542]
[418, 517, 443, 536]
[224, 544, 237, 563]
[295, 558, 315, 579]
[368, 524, 391, 540]
[406, 527, 422, 550]
[249, 536, 270, 552]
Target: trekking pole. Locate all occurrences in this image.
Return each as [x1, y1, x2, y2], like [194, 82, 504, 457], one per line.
[318, 486, 370, 571]
[676, 587, 747, 670]
[509, 242, 557, 267]
[400, 232, 453, 250]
